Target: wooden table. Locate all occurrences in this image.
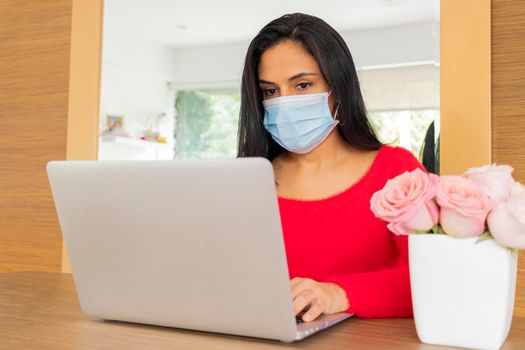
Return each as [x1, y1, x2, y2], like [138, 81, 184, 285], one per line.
[1, 271, 524, 349]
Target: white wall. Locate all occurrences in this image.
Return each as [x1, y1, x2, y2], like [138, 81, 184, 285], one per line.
[99, 21, 176, 147]
[171, 41, 247, 89]
[344, 21, 440, 111]
[170, 21, 439, 90]
[343, 21, 439, 69]
[98, 20, 439, 159]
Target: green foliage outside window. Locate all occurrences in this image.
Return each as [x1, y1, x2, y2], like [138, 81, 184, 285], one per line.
[174, 89, 240, 159]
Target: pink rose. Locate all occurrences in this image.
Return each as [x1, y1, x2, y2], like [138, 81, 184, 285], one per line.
[487, 182, 525, 249]
[464, 164, 514, 205]
[436, 176, 491, 238]
[370, 168, 439, 235]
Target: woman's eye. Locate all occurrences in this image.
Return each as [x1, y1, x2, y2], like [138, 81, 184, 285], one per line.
[297, 82, 312, 90]
[263, 88, 277, 97]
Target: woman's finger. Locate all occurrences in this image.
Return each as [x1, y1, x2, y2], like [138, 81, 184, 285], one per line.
[292, 288, 316, 315]
[302, 300, 324, 322]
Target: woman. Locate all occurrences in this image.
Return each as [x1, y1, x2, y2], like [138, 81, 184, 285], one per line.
[237, 13, 424, 322]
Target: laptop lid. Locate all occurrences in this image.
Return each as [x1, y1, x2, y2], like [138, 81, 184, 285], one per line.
[47, 158, 298, 342]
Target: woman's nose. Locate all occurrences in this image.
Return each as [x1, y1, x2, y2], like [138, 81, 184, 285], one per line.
[279, 88, 293, 97]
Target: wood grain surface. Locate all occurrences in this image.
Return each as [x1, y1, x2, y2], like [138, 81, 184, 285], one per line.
[491, 0, 525, 317]
[62, 0, 103, 272]
[440, 0, 491, 175]
[0, 0, 72, 272]
[1, 271, 525, 350]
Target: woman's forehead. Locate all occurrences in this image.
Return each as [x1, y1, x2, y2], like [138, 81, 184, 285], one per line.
[258, 41, 321, 82]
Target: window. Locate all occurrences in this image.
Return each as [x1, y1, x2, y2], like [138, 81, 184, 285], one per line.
[369, 109, 439, 156]
[174, 88, 240, 159]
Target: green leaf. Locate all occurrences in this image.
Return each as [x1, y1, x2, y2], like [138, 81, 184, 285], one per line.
[412, 229, 431, 234]
[476, 231, 494, 244]
[431, 224, 443, 234]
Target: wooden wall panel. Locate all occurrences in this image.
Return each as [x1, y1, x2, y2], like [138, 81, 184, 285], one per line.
[440, 0, 491, 176]
[492, 0, 525, 317]
[0, 0, 72, 272]
[61, 0, 103, 273]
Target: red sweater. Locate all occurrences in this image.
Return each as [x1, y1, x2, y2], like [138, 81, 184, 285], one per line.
[277, 145, 425, 318]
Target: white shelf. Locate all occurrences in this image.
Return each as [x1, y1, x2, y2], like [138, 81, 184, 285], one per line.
[98, 135, 174, 160]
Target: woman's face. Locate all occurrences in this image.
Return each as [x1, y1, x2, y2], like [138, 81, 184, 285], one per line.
[258, 40, 336, 114]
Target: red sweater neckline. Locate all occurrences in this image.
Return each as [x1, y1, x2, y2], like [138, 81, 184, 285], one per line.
[277, 145, 387, 205]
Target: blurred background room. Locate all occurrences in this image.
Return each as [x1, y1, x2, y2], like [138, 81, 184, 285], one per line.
[97, 0, 440, 163]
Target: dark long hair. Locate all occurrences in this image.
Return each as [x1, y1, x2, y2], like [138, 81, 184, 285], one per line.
[420, 121, 435, 174]
[420, 121, 440, 175]
[237, 13, 382, 160]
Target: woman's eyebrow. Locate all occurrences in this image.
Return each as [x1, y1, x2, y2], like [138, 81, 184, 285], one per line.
[258, 72, 318, 85]
[288, 72, 317, 81]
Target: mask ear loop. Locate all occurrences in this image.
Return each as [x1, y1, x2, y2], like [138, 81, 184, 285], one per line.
[333, 102, 343, 126]
[327, 90, 342, 125]
[327, 90, 343, 125]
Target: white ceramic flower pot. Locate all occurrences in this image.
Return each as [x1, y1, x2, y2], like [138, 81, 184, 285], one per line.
[409, 234, 518, 350]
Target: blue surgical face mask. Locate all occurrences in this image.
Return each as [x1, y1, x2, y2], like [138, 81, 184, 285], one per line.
[262, 91, 339, 154]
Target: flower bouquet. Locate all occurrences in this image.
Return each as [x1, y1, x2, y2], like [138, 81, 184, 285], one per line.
[370, 164, 523, 350]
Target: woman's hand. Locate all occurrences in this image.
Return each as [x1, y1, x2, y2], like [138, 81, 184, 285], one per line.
[290, 277, 350, 322]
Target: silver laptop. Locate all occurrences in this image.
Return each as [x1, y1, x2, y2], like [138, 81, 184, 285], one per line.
[46, 158, 353, 342]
